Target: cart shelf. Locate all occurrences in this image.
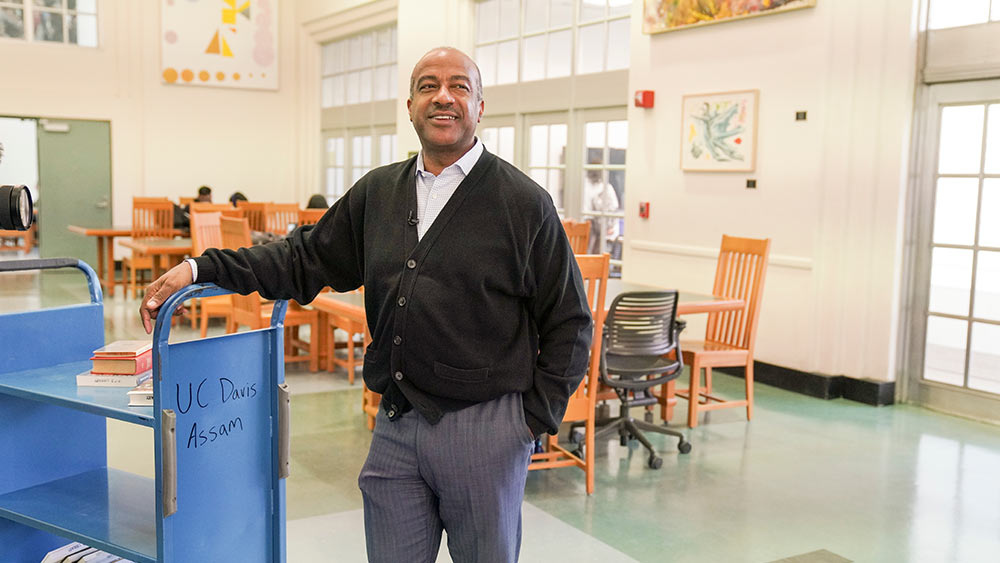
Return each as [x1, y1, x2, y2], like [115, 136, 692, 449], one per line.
[0, 360, 154, 427]
[0, 468, 156, 563]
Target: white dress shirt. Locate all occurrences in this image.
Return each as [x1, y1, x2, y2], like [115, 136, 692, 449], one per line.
[414, 139, 484, 240]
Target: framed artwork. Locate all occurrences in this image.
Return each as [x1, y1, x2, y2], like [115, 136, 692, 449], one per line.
[161, 0, 278, 90]
[681, 90, 758, 172]
[643, 0, 817, 34]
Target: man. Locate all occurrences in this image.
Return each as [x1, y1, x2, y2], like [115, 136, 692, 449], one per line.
[195, 185, 212, 202]
[173, 185, 213, 230]
[140, 47, 592, 563]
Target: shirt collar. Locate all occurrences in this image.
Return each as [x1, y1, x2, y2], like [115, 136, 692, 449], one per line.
[415, 138, 483, 177]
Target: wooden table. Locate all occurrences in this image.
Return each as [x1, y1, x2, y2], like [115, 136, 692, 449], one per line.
[310, 291, 378, 429]
[119, 237, 193, 279]
[606, 280, 745, 316]
[603, 280, 746, 420]
[67, 225, 134, 296]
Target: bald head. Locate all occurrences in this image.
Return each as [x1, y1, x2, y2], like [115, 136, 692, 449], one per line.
[409, 47, 483, 102]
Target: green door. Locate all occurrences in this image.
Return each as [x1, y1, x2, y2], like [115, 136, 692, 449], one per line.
[36, 119, 112, 266]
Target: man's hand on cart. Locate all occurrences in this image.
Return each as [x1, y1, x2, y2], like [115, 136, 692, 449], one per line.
[140, 263, 193, 334]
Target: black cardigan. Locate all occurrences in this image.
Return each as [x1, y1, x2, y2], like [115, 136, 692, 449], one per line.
[194, 151, 593, 438]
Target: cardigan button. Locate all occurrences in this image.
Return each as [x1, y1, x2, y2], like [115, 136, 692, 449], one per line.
[393, 336, 402, 345]
[397, 296, 406, 306]
[394, 371, 404, 381]
[406, 259, 417, 269]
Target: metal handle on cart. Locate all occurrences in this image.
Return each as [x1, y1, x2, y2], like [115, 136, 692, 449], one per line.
[0, 258, 102, 303]
[162, 409, 178, 517]
[278, 383, 291, 479]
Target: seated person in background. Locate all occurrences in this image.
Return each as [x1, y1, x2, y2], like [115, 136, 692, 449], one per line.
[306, 194, 329, 209]
[173, 185, 214, 230]
[229, 191, 247, 207]
[195, 186, 212, 203]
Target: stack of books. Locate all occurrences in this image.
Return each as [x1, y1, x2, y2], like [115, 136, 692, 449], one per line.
[76, 340, 152, 388]
[40, 541, 136, 562]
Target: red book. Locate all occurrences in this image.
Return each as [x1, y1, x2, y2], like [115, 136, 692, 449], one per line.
[90, 349, 152, 375]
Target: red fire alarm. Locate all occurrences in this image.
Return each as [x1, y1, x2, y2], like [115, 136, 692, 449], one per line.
[634, 90, 654, 108]
[639, 201, 650, 219]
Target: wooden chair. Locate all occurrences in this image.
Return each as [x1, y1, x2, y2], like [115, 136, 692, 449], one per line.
[0, 223, 34, 254]
[178, 196, 196, 206]
[219, 216, 319, 371]
[325, 289, 367, 385]
[190, 202, 245, 219]
[528, 253, 610, 495]
[561, 219, 591, 254]
[667, 235, 771, 428]
[264, 203, 301, 235]
[122, 197, 174, 298]
[299, 209, 326, 226]
[188, 211, 233, 337]
[236, 201, 269, 232]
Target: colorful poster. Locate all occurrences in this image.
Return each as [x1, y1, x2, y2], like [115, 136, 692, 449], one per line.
[161, 0, 278, 90]
[681, 90, 758, 172]
[643, 0, 816, 34]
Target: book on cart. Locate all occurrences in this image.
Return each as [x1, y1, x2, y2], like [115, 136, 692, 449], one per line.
[79, 549, 126, 562]
[91, 340, 152, 357]
[39, 541, 89, 563]
[62, 547, 99, 563]
[77, 369, 152, 388]
[89, 349, 152, 375]
[127, 378, 154, 407]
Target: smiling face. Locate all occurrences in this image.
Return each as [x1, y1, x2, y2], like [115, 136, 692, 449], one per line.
[407, 48, 484, 165]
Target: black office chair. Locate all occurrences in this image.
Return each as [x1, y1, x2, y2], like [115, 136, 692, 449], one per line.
[595, 291, 692, 469]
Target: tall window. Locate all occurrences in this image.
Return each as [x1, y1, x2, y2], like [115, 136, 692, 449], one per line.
[582, 118, 626, 272]
[928, 0, 1000, 30]
[923, 102, 1000, 394]
[324, 128, 397, 202]
[480, 124, 515, 163]
[475, 0, 629, 85]
[321, 26, 397, 108]
[527, 122, 567, 209]
[0, 0, 97, 46]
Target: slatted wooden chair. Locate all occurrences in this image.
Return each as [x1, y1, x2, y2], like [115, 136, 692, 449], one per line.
[561, 219, 591, 254]
[528, 253, 609, 495]
[668, 235, 771, 428]
[324, 288, 367, 385]
[299, 208, 326, 226]
[236, 201, 269, 232]
[219, 216, 319, 371]
[0, 223, 34, 254]
[122, 197, 174, 299]
[190, 202, 245, 219]
[264, 203, 301, 235]
[188, 211, 233, 337]
[178, 196, 196, 206]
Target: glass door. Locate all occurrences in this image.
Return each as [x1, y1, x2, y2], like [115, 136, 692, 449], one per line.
[906, 79, 1000, 419]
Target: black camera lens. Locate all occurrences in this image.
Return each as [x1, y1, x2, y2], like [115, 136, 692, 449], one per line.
[0, 185, 33, 231]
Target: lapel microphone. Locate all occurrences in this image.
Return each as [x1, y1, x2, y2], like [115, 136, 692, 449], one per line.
[407, 210, 419, 226]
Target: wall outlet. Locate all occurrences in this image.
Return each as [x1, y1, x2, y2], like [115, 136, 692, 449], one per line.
[746, 179, 757, 189]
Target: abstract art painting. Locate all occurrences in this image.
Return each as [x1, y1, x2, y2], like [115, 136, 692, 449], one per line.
[643, 0, 816, 34]
[161, 0, 278, 90]
[681, 90, 758, 172]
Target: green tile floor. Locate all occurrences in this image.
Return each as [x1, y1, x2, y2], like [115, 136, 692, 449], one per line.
[3, 264, 1000, 562]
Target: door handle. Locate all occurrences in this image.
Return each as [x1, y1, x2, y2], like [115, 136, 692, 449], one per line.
[95, 197, 109, 209]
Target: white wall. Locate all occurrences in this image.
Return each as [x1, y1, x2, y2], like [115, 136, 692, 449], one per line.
[0, 0, 309, 255]
[625, 0, 919, 381]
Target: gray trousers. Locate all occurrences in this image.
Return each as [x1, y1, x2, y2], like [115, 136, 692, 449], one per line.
[358, 392, 535, 563]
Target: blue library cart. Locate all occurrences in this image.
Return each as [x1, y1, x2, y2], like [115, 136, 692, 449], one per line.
[0, 259, 289, 562]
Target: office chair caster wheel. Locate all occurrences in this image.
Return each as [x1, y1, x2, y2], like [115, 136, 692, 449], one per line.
[571, 447, 584, 459]
[678, 441, 692, 454]
[620, 435, 628, 446]
[648, 455, 662, 469]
